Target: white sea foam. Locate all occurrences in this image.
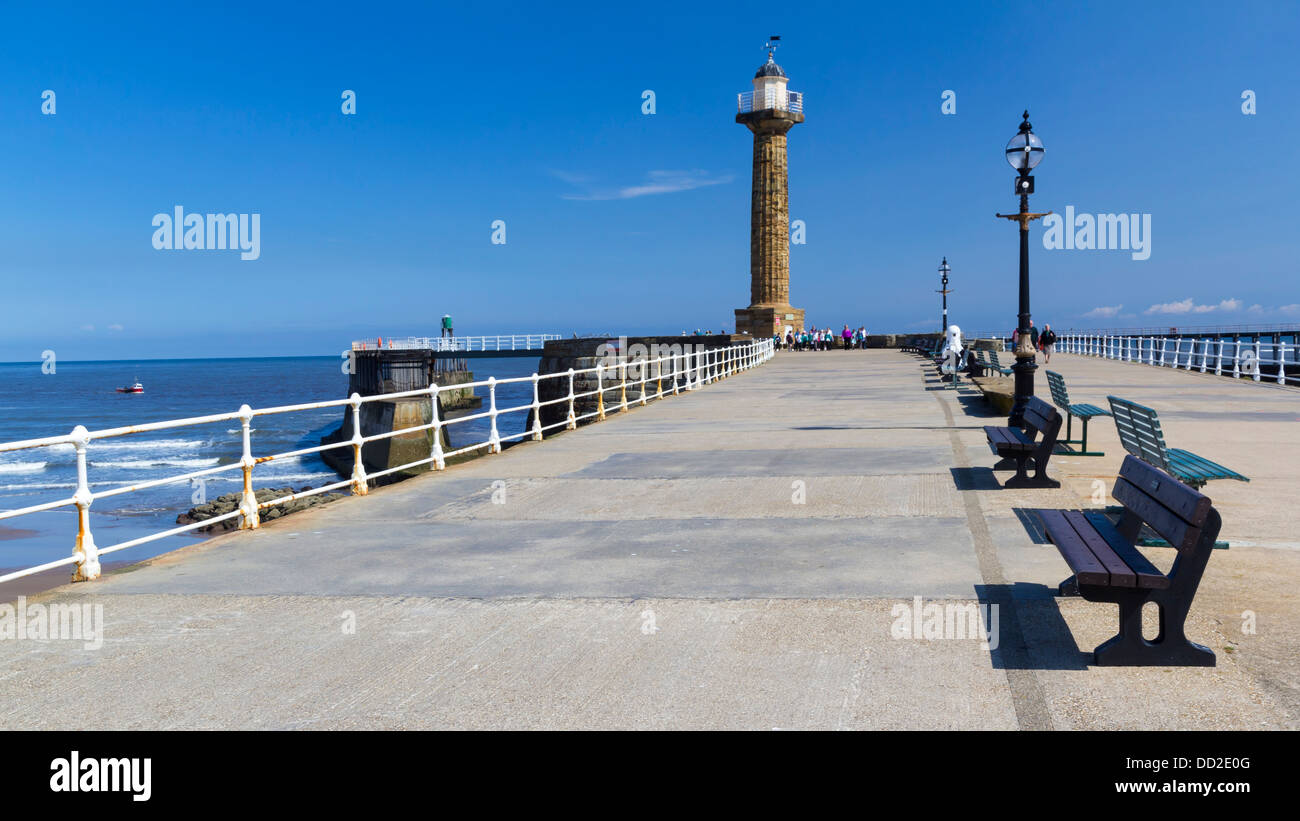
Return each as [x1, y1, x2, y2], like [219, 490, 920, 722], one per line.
[0, 482, 75, 490]
[209, 472, 338, 484]
[0, 461, 47, 474]
[90, 458, 222, 469]
[50, 438, 209, 452]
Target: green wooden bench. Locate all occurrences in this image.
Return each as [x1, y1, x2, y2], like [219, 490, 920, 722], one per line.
[971, 349, 1000, 378]
[1034, 455, 1221, 666]
[1044, 370, 1110, 456]
[1107, 396, 1250, 489]
[985, 349, 1013, 377]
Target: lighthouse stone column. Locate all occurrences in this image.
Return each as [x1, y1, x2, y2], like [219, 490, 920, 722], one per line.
[734, 53, 804, 341]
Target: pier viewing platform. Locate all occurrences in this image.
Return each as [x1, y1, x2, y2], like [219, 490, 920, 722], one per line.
[351, 333, 561, 358]
[2, 349, 1297, 729]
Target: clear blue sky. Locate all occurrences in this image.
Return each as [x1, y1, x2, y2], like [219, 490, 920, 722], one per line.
[2, 0, 1296, 360]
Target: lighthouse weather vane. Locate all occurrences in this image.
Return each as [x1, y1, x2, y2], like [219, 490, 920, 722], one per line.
[764, 35, 780, 57]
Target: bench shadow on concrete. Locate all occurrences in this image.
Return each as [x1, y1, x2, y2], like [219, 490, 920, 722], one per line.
[952, 392, 1005, 418]
[949, 466, 1001, 491]
[975, 582, 1091, 670]
[1012, 507, 1052, 544]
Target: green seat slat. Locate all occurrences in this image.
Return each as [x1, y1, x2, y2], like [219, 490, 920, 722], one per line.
[1068, 403, 1111, 418]
[1167, 448, 1249, 482]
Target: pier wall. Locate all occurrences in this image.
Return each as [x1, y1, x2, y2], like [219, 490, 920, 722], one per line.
[322, 350, 481, 483]
[534, 334, 744, 430]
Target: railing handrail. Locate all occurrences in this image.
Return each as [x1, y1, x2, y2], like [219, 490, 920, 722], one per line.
[0, 338, 776, 585]
[1058, 332, 1296, 388]
[350, 333, 562, 351]
[1060, 324, 1300, 337]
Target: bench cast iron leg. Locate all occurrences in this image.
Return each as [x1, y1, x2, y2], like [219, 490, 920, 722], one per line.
[1001, 454, 1035, 488]
[993, 454, 1036, 471]
[1092, 593, 1215, 667]
[1003, 453, 1059, 489]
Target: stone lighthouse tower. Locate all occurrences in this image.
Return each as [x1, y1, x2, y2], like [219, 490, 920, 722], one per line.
[734, 39, 805, 340]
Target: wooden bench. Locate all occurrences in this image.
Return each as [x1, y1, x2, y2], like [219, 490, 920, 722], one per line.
[1044, 370, 1110, 456]
[985, 349, 1013, 377]
[1035, 455, 1220, 666]
[971, 349, 999, 377]
[983, 395, 1063, 488]
[1107, 396, 1249, 490]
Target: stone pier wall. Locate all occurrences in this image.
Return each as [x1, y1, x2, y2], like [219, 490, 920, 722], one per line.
[322, 350, 482, 484]
[534, 335, 747, 431]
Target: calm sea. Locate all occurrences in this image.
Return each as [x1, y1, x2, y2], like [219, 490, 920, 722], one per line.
[0, 355, 540, 572]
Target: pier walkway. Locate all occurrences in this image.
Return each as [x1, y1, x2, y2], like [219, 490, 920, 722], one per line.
[2, 351, 1297, 729]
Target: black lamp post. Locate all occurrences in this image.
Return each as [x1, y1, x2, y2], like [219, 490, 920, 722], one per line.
[996, 111, 1051, 427]
[936, 257, 952, 334]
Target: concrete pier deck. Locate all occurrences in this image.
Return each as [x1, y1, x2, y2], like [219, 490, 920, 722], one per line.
[2, 351, 1297, 729]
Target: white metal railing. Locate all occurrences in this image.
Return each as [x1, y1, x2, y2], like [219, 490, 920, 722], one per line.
[351, 334, 562, 352]
[0, 338, 775, 585]
[1059, 333, 1298, 386]
[736, 89, 803, 114]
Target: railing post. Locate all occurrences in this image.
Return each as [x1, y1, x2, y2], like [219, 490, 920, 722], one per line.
[237, 404, 260, 530]
[348, 393, 369, 494]
[429, 383, 445, 469]
[619, 361, 628, 412]
[69, 425, 100, 582]
[1233, 340, 1241, 378]
[655, 356, 664, 399]
[531, 373, 544, 441]
[1254, 339, 1262, 382]
[566, 368, 577, 429]
[1278, 340, 1287, 385]
[639, 354, 649, 406]
[1199, 339, 1208, 373]
[596, 364, 606, 419]
[1215, 340, 1224, 376]
[488, 377, 502, 452]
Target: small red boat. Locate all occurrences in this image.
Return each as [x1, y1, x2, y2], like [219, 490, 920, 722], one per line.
[116, 381, 144, 394]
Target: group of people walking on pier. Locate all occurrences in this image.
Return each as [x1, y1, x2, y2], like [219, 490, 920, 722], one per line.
[777, 325, 869, 351]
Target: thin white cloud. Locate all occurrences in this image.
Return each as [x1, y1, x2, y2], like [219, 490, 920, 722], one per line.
[108, 324, 124, 331]
[558, 169, 733, 201]
[1280, 304, 1300, 314]
[80, 324, 94, 331]
[1144, 298, 1242, 315]
[1083, 304, 1123, 319]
